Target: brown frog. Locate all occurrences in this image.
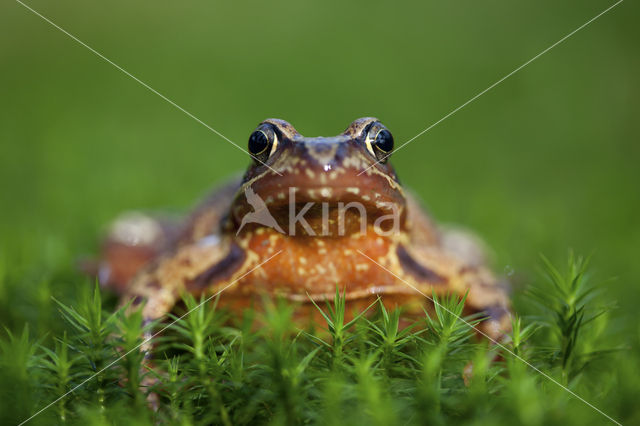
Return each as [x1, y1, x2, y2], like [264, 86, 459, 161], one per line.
[97, 118, 510, 339]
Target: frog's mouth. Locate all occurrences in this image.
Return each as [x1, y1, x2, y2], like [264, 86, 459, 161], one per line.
[231, 170, 406, 237]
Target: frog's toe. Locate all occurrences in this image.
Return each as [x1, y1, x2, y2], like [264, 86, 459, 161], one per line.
[477, 303, 512, 341]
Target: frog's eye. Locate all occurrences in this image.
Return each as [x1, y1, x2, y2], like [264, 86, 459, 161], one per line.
[248, 124, 278, 163]
[364, 123, 394, 163]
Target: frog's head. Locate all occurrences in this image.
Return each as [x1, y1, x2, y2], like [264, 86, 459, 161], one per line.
[231, 118, 407, 236]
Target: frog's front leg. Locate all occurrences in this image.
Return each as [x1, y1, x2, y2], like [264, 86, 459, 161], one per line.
[125, 236, 248, 326]
[123, 236, 247, 405]
[396, 243, 511, 341]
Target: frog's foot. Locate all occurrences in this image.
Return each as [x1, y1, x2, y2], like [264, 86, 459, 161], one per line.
[121, 235, 245, 374]
[459, 269, 511, 342]
[92, 212, 183, 294]
[121, 236, 246, 409]
[397, 243, 511, 342]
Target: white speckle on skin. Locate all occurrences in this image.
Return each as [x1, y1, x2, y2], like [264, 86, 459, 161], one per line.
[346, 187, 360, 195]
[305, 168, 315, 179]
[320, 188, 332, 198]
[327, 261, 338, 283]
[277, 192, 286, 200]
[299, 257, 307, 265]
[318, 248, 327, 255]
[355, 264, 370, 272]
[376, 201, 393, 210]
[237, 233, 252, 248]
[268, 234, 281, 246]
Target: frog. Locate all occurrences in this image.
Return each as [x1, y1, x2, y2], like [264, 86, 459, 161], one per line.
[97, 118, 511, 340]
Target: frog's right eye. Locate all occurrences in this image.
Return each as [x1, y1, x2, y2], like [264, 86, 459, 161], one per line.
[248, 124, 278, 164]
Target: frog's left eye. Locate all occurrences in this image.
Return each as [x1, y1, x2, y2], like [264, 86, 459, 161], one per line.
[364, 123, 394, 162]
[248, 124, 278, 164]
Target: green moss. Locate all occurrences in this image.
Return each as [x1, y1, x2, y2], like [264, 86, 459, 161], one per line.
[0, 254, 635, 425]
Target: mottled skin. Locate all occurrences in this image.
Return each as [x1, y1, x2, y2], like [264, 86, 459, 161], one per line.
[98, 118, 511, 339]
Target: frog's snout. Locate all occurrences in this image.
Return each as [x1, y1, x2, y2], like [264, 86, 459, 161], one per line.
[298, 139, 351, 170]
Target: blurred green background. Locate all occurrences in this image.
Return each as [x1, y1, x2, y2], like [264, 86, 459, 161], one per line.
[0, 0, 638, 417]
